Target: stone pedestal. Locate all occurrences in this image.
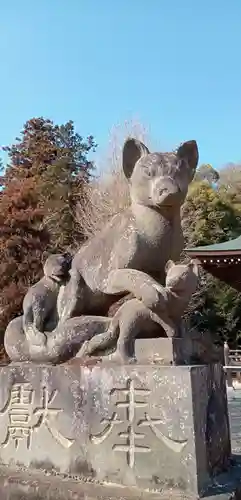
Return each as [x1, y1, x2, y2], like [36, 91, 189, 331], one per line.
[0, 362, 231, 498]
[135, 337, 224, 365]
[135, 337, 190, 364]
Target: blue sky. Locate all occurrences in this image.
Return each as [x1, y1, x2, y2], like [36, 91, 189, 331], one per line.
[1, 0, 241, 170]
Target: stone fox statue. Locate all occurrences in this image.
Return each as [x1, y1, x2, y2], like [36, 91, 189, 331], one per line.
[4, 251, 111, 363]
[59, 138, 199, 322]
[23, 253, 72, 344]
[77, 260, 200, 362]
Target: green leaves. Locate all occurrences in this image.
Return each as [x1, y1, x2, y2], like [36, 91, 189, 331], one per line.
[182, 181, 241, 246]
[183, 181, 241, 346]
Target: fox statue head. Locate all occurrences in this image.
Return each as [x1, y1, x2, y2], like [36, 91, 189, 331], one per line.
[122, 138, 198, 212]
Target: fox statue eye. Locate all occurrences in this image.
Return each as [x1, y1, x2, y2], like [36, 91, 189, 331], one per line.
[144, 167, 152, 177]
[143, 167, 151, 177]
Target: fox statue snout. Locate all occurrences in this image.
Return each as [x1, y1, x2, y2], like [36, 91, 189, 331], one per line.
[150, 176, 180, 208]
[43, 253, 72, 282]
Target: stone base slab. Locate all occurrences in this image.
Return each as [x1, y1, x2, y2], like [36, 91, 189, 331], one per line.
[1, 464, 241, 500]
[0, 362, 231, 498]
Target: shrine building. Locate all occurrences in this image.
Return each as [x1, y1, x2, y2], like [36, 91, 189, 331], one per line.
[186, 235, 241, 292]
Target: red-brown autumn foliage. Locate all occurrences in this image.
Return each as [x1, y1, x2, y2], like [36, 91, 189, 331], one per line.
[0, 117, 96, 344]
[0, 176, 50, 344]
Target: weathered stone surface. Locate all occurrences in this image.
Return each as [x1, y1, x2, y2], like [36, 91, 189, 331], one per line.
[0, 466, 164, 500]
[76, 261, 200, 362]
[0, 464, 240, 500]
[0, 362, 230, 497]
[5, 261, 201, 365]
[4, 252, 73, 362]
[4, 314, 111, 363]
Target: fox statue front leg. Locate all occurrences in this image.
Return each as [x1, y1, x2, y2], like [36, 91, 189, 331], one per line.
[58, 267, 87, 323]
[104, 268, 168, 314]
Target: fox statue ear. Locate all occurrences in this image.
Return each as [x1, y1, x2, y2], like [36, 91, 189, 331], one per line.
[41, 250, 51, 265]
[122, 138, 149, 180]
[189, 259, 200, 277]
[177, 140, 199, 181]
[165, 260, 175, 274]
